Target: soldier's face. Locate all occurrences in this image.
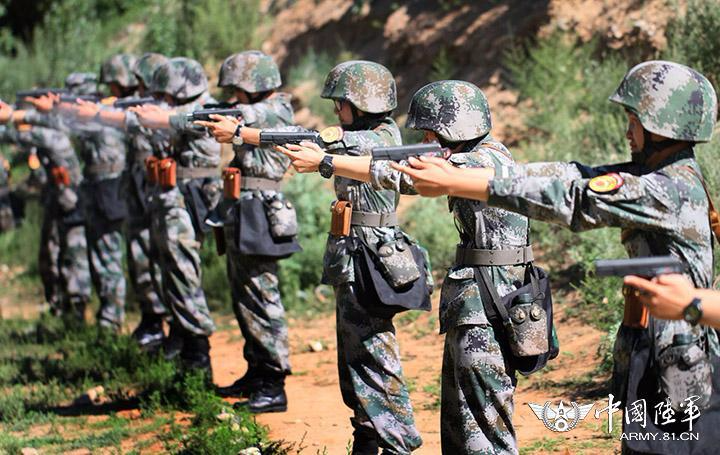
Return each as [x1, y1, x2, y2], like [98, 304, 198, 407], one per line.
[626, 112, 644, 153]
[334, 100, 354, 125]
[422, 131, 438, 143]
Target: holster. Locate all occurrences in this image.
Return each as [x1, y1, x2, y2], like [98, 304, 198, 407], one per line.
[51, 166, 71, 187]
[158, 158, 177, 189]
[222, 167, 241, 200]
[330, 200, 352, 236]
[622, 285, 649, 328]
[145, 156, 160, 184]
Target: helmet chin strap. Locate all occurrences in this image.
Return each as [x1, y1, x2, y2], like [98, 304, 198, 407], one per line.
[631, 128, 678, 165]
[341, 104, 387, 131]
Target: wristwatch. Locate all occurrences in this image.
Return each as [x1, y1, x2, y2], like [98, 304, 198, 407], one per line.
[683, 297, 703, 325]
[319, 154, 334, 179]
[232, 124, 244, 146]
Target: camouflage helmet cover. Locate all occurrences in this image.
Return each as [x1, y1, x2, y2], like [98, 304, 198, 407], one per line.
[321, 60, 397, 113]
[150, 57, 208, 101]
[65, 72, 98, 95]
[406, 80, 492, 142]
[609, 60, 718, 142]
[134, 53, 169, 87]
[100, 53, 139, 87]
[218, 50, 282, 92]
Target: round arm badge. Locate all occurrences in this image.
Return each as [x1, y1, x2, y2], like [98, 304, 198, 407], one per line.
[319, 126, 344, 145]
[588, 172, 624, 193]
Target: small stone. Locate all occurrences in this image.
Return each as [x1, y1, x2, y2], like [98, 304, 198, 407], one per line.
[308, 340, 324, 352]
[86, 385, 105, 404]
[238, 448, 261, 455]
[21, 448, 39, 455]
[231, 422, 240, 432]
[216, 411, 233, 422]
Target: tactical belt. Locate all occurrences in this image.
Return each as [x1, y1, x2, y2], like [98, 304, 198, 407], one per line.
[241, 176, 282, 192]
[0, 187, 9, 198]
[176, 166, 219, 179]
[351, 211, 398, 228]
[86, 162, 125, 176]
[455, 245, 534, 266]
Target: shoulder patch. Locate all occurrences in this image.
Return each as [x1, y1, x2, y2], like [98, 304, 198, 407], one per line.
[320, 126, 344, 144]
[588, 173, 624, 193]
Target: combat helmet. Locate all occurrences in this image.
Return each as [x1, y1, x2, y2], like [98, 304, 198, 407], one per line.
[219, 50, 281, 92]
[609, 60, 717, 142]
[134, 53, 169, 88]
[150, 57, 208, 101]
[100, 53, 139, 88]
[65, 72, 98, 95]
[321, 60, 396, 113]
[406, 80, 492, 142]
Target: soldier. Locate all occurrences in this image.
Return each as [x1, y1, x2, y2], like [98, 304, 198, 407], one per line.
[18, 58, 135, 331]
[194, 51, 300, 412]
[0, 76, 94, 324]
[74, 53, 170, 351]
[0, 132, 16, 233]
[275, 80, 530, 453]
[394, 61, 720, 454]
[131, 57, 221, 378]
[201, 60, 424, 454]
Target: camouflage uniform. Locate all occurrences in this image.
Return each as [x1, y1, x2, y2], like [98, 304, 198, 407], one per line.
[14, 116, 91, 321]
[217, 52, 294, 381]
[150, 58, 221, 343]
[0, 128, 16, 232]
[371, 81, 527, 454]
[123, 53, 169, 335]
[24, 70, 129, 329]
[486, 61, 720, 454]
[321, 61, 422, 455]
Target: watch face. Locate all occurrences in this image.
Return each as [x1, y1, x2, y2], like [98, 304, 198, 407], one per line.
[684, 299, 702, 323]
[319, 155, 333, 178]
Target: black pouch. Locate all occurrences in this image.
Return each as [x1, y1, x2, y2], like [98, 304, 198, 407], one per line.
[353, 240, 432, 319]
[236, 196, 301, 258]
[129, 164, 149, 212]
[477, 265, 559, 376]
[181, 179, 211, 237]
[86, 177, 128, 224]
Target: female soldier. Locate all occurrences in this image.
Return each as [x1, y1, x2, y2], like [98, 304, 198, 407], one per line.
[394, 61, 720, 455]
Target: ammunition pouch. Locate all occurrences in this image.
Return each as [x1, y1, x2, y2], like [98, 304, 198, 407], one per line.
[622, 285, 650, 328]
[330, 200, 352, 236]
[222, 167, 241, 200]
[158, 158, 176, 189]
[51, 166, 71, 187]
[145, 156, 160, 185]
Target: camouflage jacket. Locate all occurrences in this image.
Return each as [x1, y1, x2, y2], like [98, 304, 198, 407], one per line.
[371, 137, 529, 332]
[487, 148, 718, 359]
[322, 117, 407, 286]
[155, 93, 222, 211]
[14, 117, 83, 186]
[125, 110, 161, 167]
[23, 108, 127, 182]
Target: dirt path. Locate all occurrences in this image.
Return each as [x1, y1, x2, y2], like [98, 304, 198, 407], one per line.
[210, 301, 618, 454]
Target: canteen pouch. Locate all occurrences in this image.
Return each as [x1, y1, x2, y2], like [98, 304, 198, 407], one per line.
[158, 158, 176, 189]
[478, 265, 558, 375]
[265, 194, 298, 239]
[145, 156, 159, 184]
[353, 238, 431, 318]
[330, 200, 352, 236]
[656, 334, 712, 412]
[622, 285, 649, 328]
[51, 166, 71, 187]
[222, 167, 241, 200]
[371, 233, 421, 289]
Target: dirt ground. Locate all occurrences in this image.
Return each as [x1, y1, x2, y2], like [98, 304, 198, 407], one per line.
[210, 299, 618, 454]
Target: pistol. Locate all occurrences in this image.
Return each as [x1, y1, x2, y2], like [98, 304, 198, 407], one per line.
[16, 88, 68, 100]
[371, 143, 446, 162]
[594, 256, 686, 278]
[259, 131, 328, 148]
[113, 96, 159, 109]
[187, 108, 243, 122]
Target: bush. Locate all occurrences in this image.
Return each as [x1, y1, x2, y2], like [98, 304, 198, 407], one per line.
[278, 173, 335, 315]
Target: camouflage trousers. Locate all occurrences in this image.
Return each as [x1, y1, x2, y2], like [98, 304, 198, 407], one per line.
[151, 196, 215, 336]
[225, 224, 291, 375]
[39, 211, 91, 318]
[441, 324, 517, 455]
[126, 217, 165, 317]
[335, 283, 422, 455]
[86, 219, 126, 328]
